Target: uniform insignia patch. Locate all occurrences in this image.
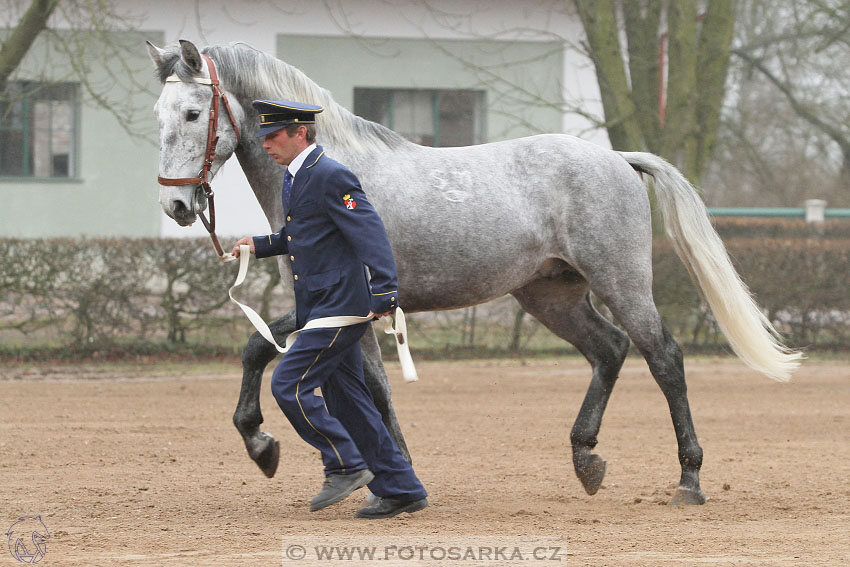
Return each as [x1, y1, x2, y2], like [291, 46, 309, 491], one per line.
[343, 194, 357, 210]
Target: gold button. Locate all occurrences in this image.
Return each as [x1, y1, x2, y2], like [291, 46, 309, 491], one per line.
[286, 216, 291, 222]
[294, 275, 299, 280]
[391, 297, 396, 301]
[287, 235, 292, 241]
[290, 255, 295, 261]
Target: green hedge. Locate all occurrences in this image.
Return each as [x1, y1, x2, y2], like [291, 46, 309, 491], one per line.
[0, 223, 847, 361]
[653, 218, 850, 349]
[0, 238, 288, 357]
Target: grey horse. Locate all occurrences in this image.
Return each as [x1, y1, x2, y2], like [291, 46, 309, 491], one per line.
[147, 40, 801, 506]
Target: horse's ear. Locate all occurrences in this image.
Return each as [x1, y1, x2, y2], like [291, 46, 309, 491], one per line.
[179, 39, 204, 73]
[146, 40, 167, 70]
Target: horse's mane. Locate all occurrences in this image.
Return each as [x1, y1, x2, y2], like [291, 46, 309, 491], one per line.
[155, 43, 413, 155]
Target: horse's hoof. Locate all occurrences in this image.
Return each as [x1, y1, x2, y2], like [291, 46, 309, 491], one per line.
[252, 434, 280, 478]
[574, 454, 607, 495]
[669, 486, 706, 506]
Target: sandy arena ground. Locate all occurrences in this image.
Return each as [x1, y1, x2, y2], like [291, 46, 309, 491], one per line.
[1, 356, 849, 566]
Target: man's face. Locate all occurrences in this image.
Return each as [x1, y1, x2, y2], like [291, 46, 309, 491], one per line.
[262, 126, 306, 166]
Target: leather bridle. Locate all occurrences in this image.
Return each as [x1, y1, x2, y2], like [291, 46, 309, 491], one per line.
[157, 54, 242, 258]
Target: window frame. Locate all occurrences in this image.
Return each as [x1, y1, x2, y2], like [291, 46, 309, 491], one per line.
[0, 81, 81, 182]
[354, 87, 486, 148]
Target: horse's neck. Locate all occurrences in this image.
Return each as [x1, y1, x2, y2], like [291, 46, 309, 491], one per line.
[232, 123, 377, 229]
[224, 48, 407, 214]
[316, 141, 370, 173]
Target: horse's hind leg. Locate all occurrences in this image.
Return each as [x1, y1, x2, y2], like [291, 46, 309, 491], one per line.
[595, 282, 706, 505]
[512, 274, 630, 496]
[234, 310, 297, 477]
[359, 322, 411, 463]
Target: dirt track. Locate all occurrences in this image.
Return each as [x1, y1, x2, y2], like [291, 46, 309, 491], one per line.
[1, 357, 849, 566]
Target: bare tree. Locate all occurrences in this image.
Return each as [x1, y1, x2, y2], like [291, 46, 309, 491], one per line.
[729, 0, 850, 197]
[705, 63, 847, 207]
[0, 0, 60, 94]
[573, 0, 736, 185]
[0, 0, 156, 138]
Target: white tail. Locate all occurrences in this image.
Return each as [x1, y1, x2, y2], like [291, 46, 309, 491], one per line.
[621, 152, 803, 382]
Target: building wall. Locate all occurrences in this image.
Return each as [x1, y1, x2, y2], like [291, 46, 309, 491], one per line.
[0, 30, 164, 238]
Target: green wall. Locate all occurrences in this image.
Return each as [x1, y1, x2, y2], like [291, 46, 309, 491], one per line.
[0, 30, 164, 238]
[276, 35, 563, 142]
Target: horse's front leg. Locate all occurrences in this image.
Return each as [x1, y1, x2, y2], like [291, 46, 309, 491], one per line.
[233, 310, 297, 477]
[234, 311, 411, 477]
[360, 323, 412, 463]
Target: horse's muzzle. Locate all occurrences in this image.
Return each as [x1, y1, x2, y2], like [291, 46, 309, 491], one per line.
[169, 198, 197, 226]
[160, 185, 206, 226]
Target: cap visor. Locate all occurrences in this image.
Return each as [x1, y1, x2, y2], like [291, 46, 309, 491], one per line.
[256, 124, 288, 138]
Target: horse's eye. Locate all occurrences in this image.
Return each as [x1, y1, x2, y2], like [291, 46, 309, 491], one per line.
[186, 110, 201, 122]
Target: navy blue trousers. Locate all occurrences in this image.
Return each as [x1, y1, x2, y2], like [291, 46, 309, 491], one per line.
[271, 322, 426, 502]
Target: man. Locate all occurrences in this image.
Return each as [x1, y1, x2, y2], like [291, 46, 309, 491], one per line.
[232, 100, 427, 519]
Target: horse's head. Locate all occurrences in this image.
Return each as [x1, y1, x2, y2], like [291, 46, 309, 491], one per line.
[147, 40, 245, 226]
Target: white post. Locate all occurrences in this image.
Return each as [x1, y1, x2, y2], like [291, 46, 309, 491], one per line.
[805, 199, 827, 223]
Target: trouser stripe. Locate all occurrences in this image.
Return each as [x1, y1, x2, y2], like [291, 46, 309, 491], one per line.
[295, 327, 345, 472]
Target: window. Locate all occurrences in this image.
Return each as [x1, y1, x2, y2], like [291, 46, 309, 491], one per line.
[354, 88, 485, 147]
[0, 82, 77, 178]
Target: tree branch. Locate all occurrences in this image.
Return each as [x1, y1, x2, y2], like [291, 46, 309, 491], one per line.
[734, 47, 850, 162]
[0, 0, 61, 93]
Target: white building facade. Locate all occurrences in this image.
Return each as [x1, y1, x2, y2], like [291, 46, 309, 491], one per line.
[0, 0, 605, 238]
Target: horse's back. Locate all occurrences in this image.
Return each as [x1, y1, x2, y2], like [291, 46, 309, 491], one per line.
[370, 133, 653, 255]
[344, 134, 653, 311]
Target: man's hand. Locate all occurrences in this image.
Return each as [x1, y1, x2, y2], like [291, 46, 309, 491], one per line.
[231, 236, 256, 258]
[370, 310, 395, 319]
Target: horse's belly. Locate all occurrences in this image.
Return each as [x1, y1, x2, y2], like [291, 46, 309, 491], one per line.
[396, 259, 535, 313]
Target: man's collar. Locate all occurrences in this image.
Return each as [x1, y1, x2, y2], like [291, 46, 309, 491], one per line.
[287, 143, 317, 177]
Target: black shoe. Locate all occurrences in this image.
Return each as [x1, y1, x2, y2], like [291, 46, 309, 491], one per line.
[310, 469, 375, 511]
[356, 496, 429, 519]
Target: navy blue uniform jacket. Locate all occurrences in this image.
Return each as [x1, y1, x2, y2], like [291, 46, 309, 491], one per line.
[253, 146, 399, 328]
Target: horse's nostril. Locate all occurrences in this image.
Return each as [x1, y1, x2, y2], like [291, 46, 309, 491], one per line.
[173, 200, 188, 214]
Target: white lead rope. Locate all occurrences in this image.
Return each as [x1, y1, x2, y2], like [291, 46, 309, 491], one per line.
[225, 244, 418, 382]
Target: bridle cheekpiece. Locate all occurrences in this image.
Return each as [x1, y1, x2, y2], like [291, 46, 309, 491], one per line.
[157, 54, 241, 258]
